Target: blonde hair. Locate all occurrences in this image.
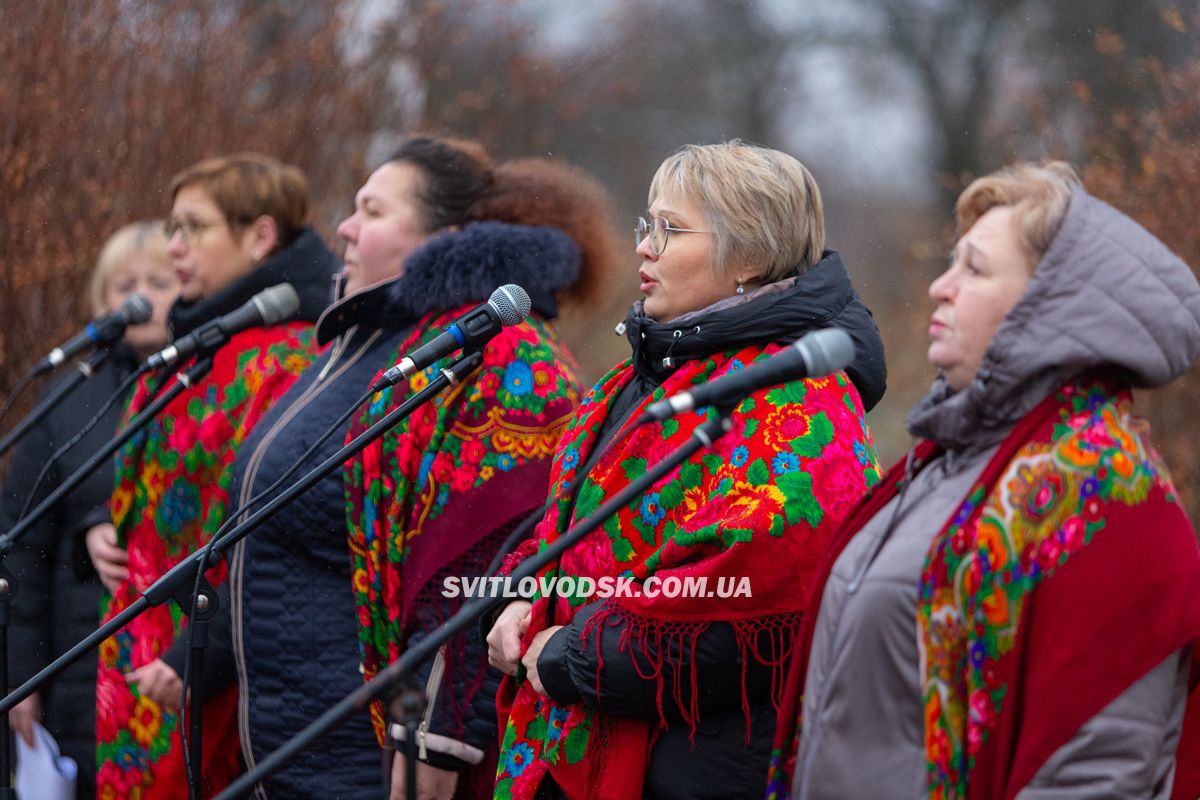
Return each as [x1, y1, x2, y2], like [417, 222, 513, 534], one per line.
[170, 152, 309, 251]
[89, 221, 170, 315]
[956, 161, 1081, 268]
[647, 140, 826, 282]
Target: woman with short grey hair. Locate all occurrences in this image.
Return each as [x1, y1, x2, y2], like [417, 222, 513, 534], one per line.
[488, 140, 887, 800]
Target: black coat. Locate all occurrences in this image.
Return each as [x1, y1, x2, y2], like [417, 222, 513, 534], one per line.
[533, 250, 888, 800]
[1, 343, 143, 800]
[165, 222, 582, 799]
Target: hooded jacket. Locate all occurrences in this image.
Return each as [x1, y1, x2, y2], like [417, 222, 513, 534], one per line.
[787, 187, 1200, 800]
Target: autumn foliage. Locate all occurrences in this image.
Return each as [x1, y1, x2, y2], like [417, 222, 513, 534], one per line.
[0, 0, 409, 397]
[1075, 35, 1200, 521]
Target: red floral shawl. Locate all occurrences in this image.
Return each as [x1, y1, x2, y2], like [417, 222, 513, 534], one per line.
[495, 343, 881, 800]
[343, 307, 581, 746]
[97, 323, 317, 800]
[766, 378, 1200, 800]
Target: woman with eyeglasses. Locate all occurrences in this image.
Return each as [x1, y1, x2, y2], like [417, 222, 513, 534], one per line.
[91, 153, 336, 799]
[148, 137, 622, 800]
[487, 140, 887, 800]
[770, 162, 1200, 800]
[2, 221, 179, 799]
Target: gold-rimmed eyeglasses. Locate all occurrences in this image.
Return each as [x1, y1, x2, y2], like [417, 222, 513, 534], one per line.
[164, 216, 239, 247]
[635, 215, 711, 256]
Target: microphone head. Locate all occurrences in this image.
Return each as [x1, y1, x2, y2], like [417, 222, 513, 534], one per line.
[794, 328, 855, 377]
[488, 284, 531, 327]
[120, 294, 154, 325]
[252, 283, 301, 326]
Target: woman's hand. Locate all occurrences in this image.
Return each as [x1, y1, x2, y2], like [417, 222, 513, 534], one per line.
[85, 522, 128, 592]
[9, 692, 42, 747]
[390, 752, 459, 800]
[521, 625, 564, 697]
[125, 659, 183, 709]
[486, 600, 532, 676]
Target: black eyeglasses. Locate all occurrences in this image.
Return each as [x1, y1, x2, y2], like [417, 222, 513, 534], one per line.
[635, 215, 711, 256]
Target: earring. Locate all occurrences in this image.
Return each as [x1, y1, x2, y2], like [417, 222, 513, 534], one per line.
[736, 278, 745, 295]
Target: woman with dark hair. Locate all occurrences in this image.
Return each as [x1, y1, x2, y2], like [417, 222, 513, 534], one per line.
[771, 162, 1200, 800]
[90, 154, 336, 799]
[487, 141, 886, 800]
[2, 221, 179, 799]
[182, 136, 621, 799]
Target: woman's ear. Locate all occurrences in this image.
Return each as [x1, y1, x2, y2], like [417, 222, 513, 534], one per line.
[248, 215, 280, 262]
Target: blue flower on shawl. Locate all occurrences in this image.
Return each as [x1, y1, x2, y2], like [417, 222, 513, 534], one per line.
[502, 362, 533, 396]
[505, 742, 536, 776]
[547, 705, 570, 741]
[639, 493, 666, 527]
[730, 446, 749, 467]
[772, 452, 799, 475]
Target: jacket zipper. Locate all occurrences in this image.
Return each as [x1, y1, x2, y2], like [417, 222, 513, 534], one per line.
[229, 327, 380, 798]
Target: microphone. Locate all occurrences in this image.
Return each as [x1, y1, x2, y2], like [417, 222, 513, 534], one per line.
[33, 294, 153, 376]
[145, 283, 300, 370]
[641, 327, 855, 422]
[372, 284, 531, 390]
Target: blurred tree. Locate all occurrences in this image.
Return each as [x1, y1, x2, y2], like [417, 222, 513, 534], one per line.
[1071, 14, 1200, 521]
[0, 0, 417, 415]
[392, 0, 802, 378]
[784, 0, 1195, 207]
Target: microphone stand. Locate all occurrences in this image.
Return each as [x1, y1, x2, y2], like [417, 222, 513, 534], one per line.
[0, 350, 484, 798]
[0, 348, 111, 458]
[214, 403, 737, 800]
[175, 350, 482, 800]
[0, 356, 212, 800]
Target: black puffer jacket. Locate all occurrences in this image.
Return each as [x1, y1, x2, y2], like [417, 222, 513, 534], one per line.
[179, 222, 582, 799]
[533, 250, 887, 800]
[1, 343, 142, 800]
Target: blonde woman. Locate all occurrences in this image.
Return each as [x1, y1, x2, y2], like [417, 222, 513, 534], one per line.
[2, 221, 179, 799]
[489, 141, 886, 800]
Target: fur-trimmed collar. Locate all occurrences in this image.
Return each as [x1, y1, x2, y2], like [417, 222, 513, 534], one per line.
[317, 221, 580, 344]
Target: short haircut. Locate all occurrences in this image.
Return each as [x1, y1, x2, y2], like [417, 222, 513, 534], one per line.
[956, 161, 1081, 269]
[89, 220, 170, 315]
[169, 152, 309, 250]
[647, 140, 826, 282]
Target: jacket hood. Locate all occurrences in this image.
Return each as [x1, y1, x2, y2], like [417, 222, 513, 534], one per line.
[317, 221, 580, 344]
[620, 250, 888, 411]
[168, 227, 337, 339]
[908, 187, 1200, 451]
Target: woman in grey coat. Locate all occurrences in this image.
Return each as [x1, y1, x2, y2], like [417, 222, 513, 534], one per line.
[768, 161, 1200, 800]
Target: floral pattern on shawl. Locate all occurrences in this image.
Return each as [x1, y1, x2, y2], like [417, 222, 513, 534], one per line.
[496, 343, 880, 800]
[344, 307, 581, 744]
[917, 382, 1166, 799]
[97, 324, 317, 800]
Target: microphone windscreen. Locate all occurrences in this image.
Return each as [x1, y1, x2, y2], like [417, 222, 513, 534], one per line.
[121, 294, 154, 325]
[796, 328, 855, 377]
[490, 284, 531, 327]
[255, 283, 301, 325]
